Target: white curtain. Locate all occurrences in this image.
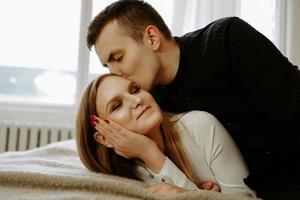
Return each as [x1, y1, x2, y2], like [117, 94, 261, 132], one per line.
[171, 0, 240, 36]
[171, 0, 300, 67]
[276, 0, 300, 67]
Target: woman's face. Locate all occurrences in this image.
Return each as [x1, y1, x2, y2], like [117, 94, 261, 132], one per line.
[95, 76, 163, 135]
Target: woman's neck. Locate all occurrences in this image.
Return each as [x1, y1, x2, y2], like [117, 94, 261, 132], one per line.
[147, 127, 164, 154]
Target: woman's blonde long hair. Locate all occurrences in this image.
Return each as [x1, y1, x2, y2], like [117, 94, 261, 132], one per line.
[76, 74, 194, 182]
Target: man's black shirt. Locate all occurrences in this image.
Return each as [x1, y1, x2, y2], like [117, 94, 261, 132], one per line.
[152, 17, 300, 197]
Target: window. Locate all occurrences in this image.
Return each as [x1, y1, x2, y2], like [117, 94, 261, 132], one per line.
[0, 0, 81, 105]
[0, 0, 174, 125]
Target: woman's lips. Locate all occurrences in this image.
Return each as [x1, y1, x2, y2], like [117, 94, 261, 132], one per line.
[137, 106, 150, 119]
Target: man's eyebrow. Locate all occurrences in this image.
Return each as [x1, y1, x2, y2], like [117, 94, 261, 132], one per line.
[105, 81, 134, 112]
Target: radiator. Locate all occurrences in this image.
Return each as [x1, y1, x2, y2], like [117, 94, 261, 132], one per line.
[0, 122, 75, 153]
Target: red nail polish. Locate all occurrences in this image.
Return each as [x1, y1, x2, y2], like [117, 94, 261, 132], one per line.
[91, 115, 99, 122]
[91, 121, 97, 127]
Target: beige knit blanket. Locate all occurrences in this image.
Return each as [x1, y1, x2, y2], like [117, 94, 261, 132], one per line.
[0, 140, 260, 200]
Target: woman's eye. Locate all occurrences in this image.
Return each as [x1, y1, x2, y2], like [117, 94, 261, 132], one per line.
[112, 102, 122, 112]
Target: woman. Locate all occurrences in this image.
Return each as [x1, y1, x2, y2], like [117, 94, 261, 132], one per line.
[76, 73, 256, 196]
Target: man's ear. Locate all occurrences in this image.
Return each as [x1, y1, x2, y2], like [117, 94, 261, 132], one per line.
[94, 132, 113, 148]
[144, 25, 161, 51]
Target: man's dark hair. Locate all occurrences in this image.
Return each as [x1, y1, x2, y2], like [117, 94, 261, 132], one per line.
[87, 0, 172, 50]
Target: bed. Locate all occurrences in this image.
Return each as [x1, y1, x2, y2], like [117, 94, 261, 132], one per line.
[0, 139, 259, 200]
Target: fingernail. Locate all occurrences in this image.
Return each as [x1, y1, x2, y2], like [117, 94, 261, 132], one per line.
[90, 115, 99, 122]
[104, 119, 110, 124]
[90, 115, 95, 121]
[91, 121, 97, 127]
[93, 118, 99, 123]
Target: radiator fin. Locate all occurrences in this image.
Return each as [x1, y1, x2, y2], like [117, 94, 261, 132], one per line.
[0, 123, 75, 153]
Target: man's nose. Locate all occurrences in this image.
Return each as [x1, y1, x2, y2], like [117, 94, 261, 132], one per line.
[107, 64, 121, 75]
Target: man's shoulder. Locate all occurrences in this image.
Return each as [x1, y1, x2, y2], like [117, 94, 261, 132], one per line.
[175, 17, 242, 49]
[211, 16, 241, 26]
[176, 17, 240, 39]
[204, 16, 243, 36]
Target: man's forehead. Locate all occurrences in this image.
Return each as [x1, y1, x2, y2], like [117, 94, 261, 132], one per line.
[95, 21, 122, 58]
[94, 39, 111, 65]
[95, 40, 125, 65]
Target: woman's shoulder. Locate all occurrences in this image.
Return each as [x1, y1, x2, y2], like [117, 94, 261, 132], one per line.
[170, 111, 220, 141]
[170, 111, 219, 125]
[171, 111, 221, 162]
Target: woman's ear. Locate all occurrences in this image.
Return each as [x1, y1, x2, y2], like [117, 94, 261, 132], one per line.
[144, 25, 161, 51]
[94, 132, 113, 148]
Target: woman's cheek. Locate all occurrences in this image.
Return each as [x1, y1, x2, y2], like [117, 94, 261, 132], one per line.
[112, 110, 132, 128]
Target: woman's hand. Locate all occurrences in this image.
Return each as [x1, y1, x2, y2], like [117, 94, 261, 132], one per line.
[92, 116, 154, 159]
[92, 116, 166, 172]
[148, 183, 190, 195]
[198, 181, 221, 192]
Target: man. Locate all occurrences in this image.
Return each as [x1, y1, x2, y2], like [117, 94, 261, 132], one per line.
[87, 0, 300, 199]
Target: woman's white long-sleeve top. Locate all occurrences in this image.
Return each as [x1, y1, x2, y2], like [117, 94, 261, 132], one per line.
[135, 111, 256, 196]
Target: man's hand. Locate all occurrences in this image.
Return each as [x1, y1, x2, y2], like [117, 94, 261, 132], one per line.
[148, 181, 221, 196]
[92, 116, 166, 172]
[198, 181, 221, 192]
[148, 183, 190, 195]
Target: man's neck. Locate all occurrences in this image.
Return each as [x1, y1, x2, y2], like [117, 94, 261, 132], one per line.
[156, 39, 180, 85]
